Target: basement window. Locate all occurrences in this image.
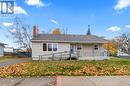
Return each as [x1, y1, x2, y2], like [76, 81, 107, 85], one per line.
[43, 43, 47, 51]
[94, 45, 99, 50]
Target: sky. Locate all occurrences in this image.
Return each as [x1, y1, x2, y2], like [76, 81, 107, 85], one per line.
[0, 0, 130, 48]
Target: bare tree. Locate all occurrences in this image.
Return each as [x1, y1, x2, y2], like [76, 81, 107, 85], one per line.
[116, 33, 130, 53]
[9, 16, 32, 52]
[61, 27, 68, 34]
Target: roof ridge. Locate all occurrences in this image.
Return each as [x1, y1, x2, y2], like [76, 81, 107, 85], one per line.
[39, 33, 98, 36]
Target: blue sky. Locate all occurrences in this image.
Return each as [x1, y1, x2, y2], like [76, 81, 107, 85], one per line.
[0, 0, 130, 47]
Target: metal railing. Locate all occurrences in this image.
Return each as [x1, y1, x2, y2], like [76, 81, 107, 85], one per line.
[39, 51, 80, 60]
[39, 50, 108, 60]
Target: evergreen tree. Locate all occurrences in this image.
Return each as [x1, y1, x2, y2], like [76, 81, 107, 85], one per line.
[87, 25, 91, 35]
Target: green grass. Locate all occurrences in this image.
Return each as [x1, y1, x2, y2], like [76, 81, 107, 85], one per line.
[25, 57, 130, 76]
[1, 57, 130, 77]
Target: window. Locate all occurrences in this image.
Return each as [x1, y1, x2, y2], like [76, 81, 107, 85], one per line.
[77, 44, 82, 50]
[48, 43, 52, 51]
[94, 45, 98, 50]
[53, 44, 58, 51]
[44, 43, 58, 51]
[43, 43, 47, 51]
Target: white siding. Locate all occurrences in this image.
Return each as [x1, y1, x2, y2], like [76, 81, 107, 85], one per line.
[0, 45, 4, 56]
[32, 42, 108, 60]
[79, 44, 108, 60]
[4, 47, 14, 53]
[80, 44, 94, 57]
[32, 42, 70, 60]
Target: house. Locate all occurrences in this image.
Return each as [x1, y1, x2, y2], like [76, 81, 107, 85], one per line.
[4, 47, 14, 55]
[4, 47, 14, 53]
[117, 49, 130, 57]
[31, 26, 109, 60]
[0, 42, 6, 56]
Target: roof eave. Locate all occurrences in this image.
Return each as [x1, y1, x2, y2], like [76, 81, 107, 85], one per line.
[31, 39, 108, 44]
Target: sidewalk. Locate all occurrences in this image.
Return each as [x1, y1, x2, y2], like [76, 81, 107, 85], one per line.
[0, 76, 130, 86]
[59, 76, 130, 86]
[0, 77, 56, 86]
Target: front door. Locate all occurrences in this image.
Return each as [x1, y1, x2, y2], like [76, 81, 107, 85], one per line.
[70, 44, 82, 57]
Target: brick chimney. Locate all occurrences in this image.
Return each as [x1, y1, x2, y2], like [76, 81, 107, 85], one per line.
[33, 25, 39, 37]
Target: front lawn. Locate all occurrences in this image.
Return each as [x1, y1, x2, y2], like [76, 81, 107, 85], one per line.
[0, 57, 130, 77]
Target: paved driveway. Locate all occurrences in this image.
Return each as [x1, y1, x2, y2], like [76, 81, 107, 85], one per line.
[0, 58, 31, 67]
[60, 76, 130, 86]
[0, 77, 56, 86]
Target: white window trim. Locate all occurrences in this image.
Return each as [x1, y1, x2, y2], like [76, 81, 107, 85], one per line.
[77, 44, 82, 50]
[94, 44, 99, 50]
[52, 43, 58, 52]
[43, 43, 47, 51]
[45, 43, 58, 52]
[47, 43, 53, 51]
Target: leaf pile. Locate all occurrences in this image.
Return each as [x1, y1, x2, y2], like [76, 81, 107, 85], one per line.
[0, 63, 28, 78]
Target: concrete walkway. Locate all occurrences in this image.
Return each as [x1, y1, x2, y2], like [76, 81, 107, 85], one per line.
[0, 76, 130, 86]
[60, 76, 130, 86]
[0, 77, 56, 86]
[0, 58, 31, 67]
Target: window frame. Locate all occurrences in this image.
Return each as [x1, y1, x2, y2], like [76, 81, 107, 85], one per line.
[42, 43, 58, 52]
[48, 43, 53, 51]
[43, 43, 47, 51]
[94, 44, 99, 50]
[53, 43, 58, 51]
[77, 44, 82, 50]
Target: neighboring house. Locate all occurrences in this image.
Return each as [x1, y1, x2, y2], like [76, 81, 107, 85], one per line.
[117, 49, 130, 57]
[31, 26, 109, 60]
[4, 47, 14, 53]
[0, 42, 6, 56]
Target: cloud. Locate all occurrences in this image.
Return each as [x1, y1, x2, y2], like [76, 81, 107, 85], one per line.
[14, 6, 28, 15]
[25, 0, 45, 7]
[114, 0, 130, 10]
[107, 26, 121, 32]
[51, 19, 58, 24]
[10, 29, 17, 33]
[125, 25, 130, 28]
[3, 22, 13, 27]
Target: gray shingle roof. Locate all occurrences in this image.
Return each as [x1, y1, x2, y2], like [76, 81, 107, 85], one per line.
[0, 42, 6, 45]
[32, 34, 108, 44]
